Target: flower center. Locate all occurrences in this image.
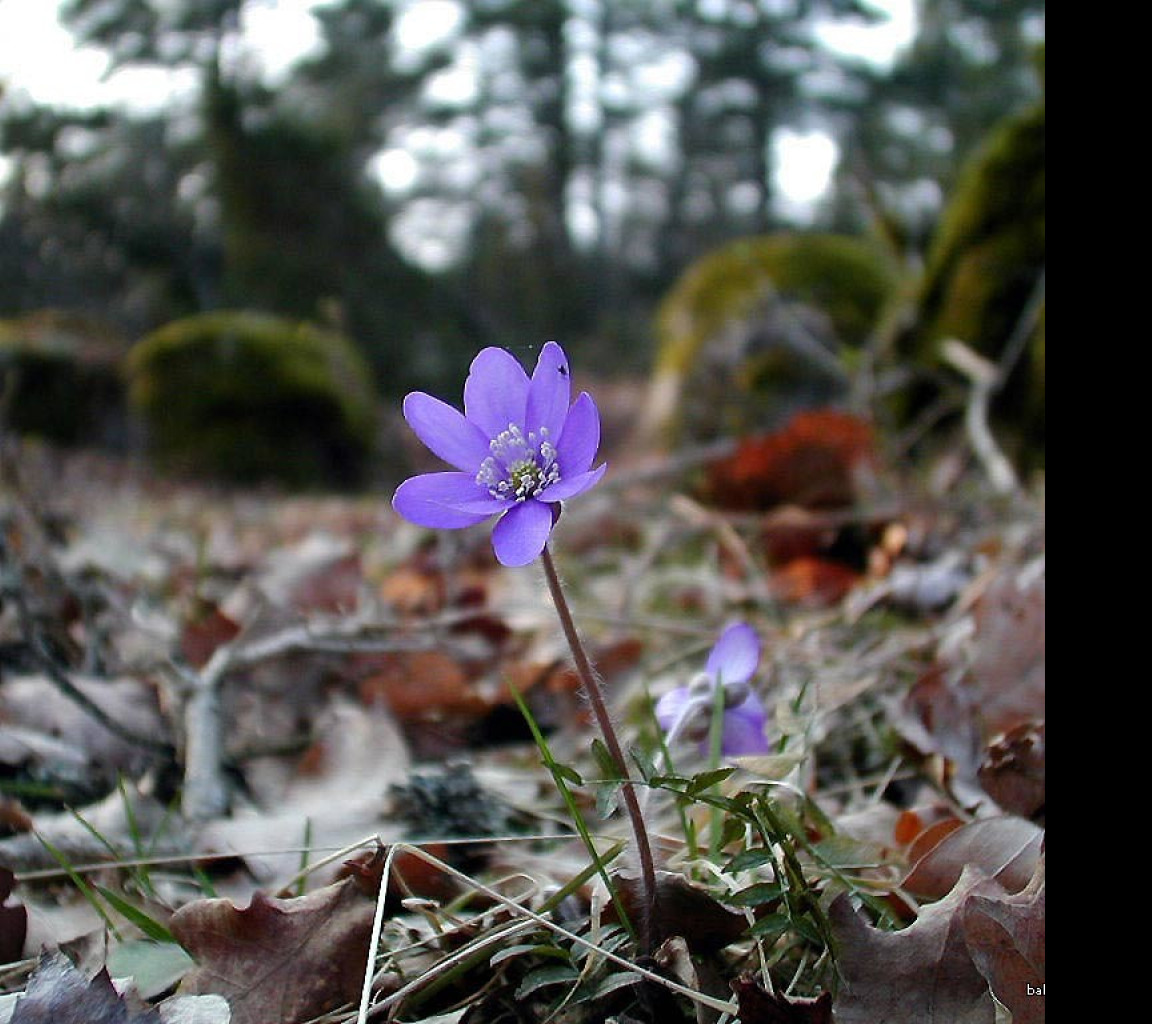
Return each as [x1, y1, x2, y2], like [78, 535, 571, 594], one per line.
[476, 423, 561, 501]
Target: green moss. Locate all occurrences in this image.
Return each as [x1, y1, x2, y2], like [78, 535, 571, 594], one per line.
[126, 311, 377, 487]
[0, 310, 129, 446]
[658, 233, 896, 375]
[651, 233, 899, 440]
[902, 100, 1045, 461]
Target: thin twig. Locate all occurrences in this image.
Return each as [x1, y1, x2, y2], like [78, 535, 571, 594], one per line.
[176, 609, 505, 821]
[940, 338, 1020, 496]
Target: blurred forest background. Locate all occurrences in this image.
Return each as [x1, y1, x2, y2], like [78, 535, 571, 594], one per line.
[0, 0, 1044, 487]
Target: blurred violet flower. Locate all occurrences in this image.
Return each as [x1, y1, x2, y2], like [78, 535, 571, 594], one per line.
[392, 341, 606, 567]
[655, 622, 770, 756]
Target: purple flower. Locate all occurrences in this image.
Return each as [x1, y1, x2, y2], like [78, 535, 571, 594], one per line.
[392, 342, 606, 567]
[655, 622, 770, 757]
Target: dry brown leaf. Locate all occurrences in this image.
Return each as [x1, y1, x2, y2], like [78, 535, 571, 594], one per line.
[830, 866, 996, 1024]
[978, 722, 1045, 821]
[894, 806, 963, 849]
[169, 874, 377, 1024]
[8, 950, 160, 1023]
[770, 556, 860, 606]
[962, 858, 1045, 1023]
[963, 564, 1044, 737]
[611, 871, 749, 954]
[179, 603, 241, 669]
[903, 816, 1043, 900]
[702, 410, 875, 511]
[893, 664, 985, 787]
[732, 974, 833, 1023]
[358, 650, 486, 720]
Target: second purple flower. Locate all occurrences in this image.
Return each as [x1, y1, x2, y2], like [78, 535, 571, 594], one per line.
[392, 341, 606, 567]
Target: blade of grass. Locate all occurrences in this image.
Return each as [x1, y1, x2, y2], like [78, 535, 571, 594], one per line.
[93, 885, 177, 944]
[510, 685, 635, 941]
[34, 831, 122, 941]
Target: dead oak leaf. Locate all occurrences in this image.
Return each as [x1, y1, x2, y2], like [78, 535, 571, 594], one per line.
[830, 866, 997, 1024]
[963, 858, 1045, 1024]
[903, 816, 1043, 901]
[732, 974, 833, 1022]
[9, 950, 161, 1023]
[169, 875, 377, 1024]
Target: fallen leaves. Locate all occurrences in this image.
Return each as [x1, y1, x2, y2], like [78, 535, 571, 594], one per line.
[0, 413, 1045, 1022]
[702, 410, 876, 511]
[169, 874, 378, 1024]
[893, 556, 1045, 814]
[732, 975, 833, 1023]
[903, 815, 1043, 900]
[5, 950, 161, 1024]
[962, 862, 1046, 1023]
[693, 410, 902, 606]
[978, 722, 1045, 821]
[831, 859, 1045, 1023]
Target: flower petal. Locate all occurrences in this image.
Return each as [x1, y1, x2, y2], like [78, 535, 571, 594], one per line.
[654, 686, 694, 732]
[393, 472, 493, 529]
[537, 463, 606, 502]
[706, 623, 760, 686]
[491, 499, 554, 567]
[555, 392, 601, 476]
[526, 341, 571, 440]
[721, 695, 770, 756]
[464, 347, 529, 438]
[403, 392, 491, 471]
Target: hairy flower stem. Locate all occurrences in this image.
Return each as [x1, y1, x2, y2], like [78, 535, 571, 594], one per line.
[541, 545, 659, 953]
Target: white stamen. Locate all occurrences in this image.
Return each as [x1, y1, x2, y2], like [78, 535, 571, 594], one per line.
[476, 422, 561, 501]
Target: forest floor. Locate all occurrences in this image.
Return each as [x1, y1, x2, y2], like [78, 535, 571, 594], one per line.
[0, 406, 1044, 1024]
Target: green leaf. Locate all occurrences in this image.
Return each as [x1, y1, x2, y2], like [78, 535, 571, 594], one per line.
[687, 766, 737, 796]
[790, 915, 826, 946]
[748, 913, 791, 940]
[595, 780, 622, 818]
[725, 847, 778, 873]
[35, 833, 119, 939]
[515, 964, 581, 999]
[538, 841, 626, 916]
[580, 969, 642, 1002]
[727, 882, 785, 907]
[810, 835, 884, 870]
[629, 743, 658, 782]
[553, 762, 584, 787]
[490, 943, 570, 968]
[590, 738, 624, 781]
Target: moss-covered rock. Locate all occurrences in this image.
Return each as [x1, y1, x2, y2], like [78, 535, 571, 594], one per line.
[642, 233, 899, 442]
[126, 311, 377, 487]
[0, 310, 130, 447]
[899, 98, 1046, 462]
